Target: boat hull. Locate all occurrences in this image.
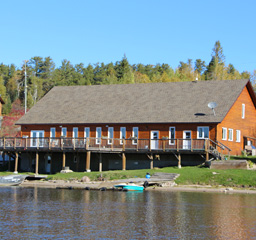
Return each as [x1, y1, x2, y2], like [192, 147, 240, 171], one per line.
[0, 175, 27, 187]
[114, 184, 144, 191]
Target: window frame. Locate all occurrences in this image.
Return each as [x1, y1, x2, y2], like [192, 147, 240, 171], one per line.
[132, 127, 139, 145]
[169, 127, 175, 145]
[96, 127, 102, 145]
[222, 127, 227, 140]
[242, 104, 245, 119]
[236, 130, 241, 143]
[197, 126, 209, 139]
[108, 127, 114, 145]
[61, 127, 67, 137]
[50, 127, 56, 142]
[120, 127, 126, 145]
[228, 128, 233, 141]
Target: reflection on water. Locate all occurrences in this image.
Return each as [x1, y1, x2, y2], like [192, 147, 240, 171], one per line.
[0, 187, 256, 239]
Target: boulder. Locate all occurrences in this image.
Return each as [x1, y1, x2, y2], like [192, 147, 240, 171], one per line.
[81, 176, 90, 182]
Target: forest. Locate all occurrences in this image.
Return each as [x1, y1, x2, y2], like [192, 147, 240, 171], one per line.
[0, 41, 255, 116]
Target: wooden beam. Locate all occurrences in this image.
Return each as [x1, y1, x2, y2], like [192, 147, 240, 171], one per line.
[62, 152, 66, 170]
[86, 151, 91, 172]
[206, 151, 209, 161]
[150, 157, 153, 169]
[99, 153, 102, 172]
[122, 152, 126, 170]
[35, 152, 39, 175]
[14, 152, 18, 173]
[178, 153, 181, 169]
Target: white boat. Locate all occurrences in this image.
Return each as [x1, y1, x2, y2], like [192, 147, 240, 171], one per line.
[0, 175, 27, 186]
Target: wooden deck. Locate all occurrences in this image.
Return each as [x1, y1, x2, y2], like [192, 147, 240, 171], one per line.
[0, 137, 210, 153]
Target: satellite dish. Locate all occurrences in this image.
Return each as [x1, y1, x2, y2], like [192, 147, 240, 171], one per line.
[208, 102, 217, 116]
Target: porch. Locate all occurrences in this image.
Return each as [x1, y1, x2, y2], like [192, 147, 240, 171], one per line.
[0, 137, 231, 174]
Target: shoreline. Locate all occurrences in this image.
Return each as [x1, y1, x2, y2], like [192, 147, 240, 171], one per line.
[19, 180, 256, 194]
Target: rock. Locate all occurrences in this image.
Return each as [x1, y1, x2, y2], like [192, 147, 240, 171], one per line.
[81, 176, 90, 183]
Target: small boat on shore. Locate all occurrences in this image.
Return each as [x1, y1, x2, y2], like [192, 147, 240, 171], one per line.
[114, 183, 144, 191]
[0, 175, 27, 186]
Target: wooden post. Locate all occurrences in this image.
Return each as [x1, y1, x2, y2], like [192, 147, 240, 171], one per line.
[122, 139, 125, 151]
[14, 138, 16, 149]
[122, 152, 126, 170]
[150, 157, 153, 169]
[86, 151, 91, 172]
[14, 152, 18, 173]
[99, 153, 102, 172]
[177, 139, 179, 152]
[49, 137, 51, 150]
[163, 140, 165, 152]
[62, 152, 66, 170]
[35, 152, 39, 175]
[178, 153, 181, 169]
[191, 139, 193, 152]
[25, 138, 27, 150]
[86, 139, 89, 150]
[206, 151, 209, 161]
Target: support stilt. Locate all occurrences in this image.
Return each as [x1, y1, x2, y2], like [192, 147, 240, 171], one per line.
[62, 152, 66, 170]
[150, 157, 153, 169]
[178, 153, 181, 169]
[14, 152, 18, 173]
[35, 152, 39, 175]
[99, 153, 102, 172]
[122, 152, 126, 170]
[86, 151, 91, 172]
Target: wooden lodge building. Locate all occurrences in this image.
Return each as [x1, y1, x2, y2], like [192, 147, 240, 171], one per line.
[1, 79, 256, 174]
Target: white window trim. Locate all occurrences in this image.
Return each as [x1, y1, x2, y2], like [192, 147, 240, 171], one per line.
[169, 127, 175, 145]
[236, 130, 241, 143]
[222, 127, 227, 140]
[132, 127, 139, 145]
[30, 130, 45, 147]
[120, 127, 126, 145]
[108, 127, 114, 145]
[96, 127, 102, 144]
[61, 127, 67, 137]
[73, 127, 78, 139]
[197, 126, 209, 139]
[242, 103, 245, 119]
[228, 128, 233, 141]
[84, 127, 90, 139]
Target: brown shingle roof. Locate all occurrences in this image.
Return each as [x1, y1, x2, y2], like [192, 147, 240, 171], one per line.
[17, 79, 251, 125]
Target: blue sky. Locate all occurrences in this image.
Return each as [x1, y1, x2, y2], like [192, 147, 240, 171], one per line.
[0, 0, 255, 73]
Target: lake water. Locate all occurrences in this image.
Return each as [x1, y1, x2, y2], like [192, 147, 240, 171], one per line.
[0, 187, 256, 239]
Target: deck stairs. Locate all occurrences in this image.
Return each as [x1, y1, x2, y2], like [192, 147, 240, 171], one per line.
[207, 139, 231, 161]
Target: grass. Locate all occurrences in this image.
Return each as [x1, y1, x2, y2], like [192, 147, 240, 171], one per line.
[1, 165, 256, 189]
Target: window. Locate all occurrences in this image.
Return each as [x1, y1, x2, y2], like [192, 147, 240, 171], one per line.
[84, 127, 90, 139]
[169, 127, 175, 145]
[108, 127, 114, 144]
[73, 127, 78, 139]
[236, 130, 241, 142]
[242, 104, 245, 119]
[50, 128, 56, 142]
[120, 127, 126, 144]
[31, 130, 44, 147]
[222, 128, 227, 140]
[96, 127, 102, 144]
[132, 127, 138, 145]
[61, 127, 67, 137]
[197, 127, 209, 139]
[228, 128, 233, 141]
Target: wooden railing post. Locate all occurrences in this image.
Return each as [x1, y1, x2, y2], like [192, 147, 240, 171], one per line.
[14, 138, 16, 150]
[191, 139, 193, 152]
[49, 137, 51, 150]
[25, 138, 27, 150]
[177, 139, 179, 152]
[137, 139, 139, 151]
[122, 139, 125, 151]
[163, 140, 165, 152]
[86, 138, 89, 150]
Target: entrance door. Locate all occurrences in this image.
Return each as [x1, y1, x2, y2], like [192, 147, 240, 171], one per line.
[45, 155, 51, 173]
[151, 131, 159, 150]
[31, 131, 44, 147]
[183, 131, 191, 150]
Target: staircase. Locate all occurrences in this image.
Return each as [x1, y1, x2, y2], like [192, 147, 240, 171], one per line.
[207, 139, 231, 161]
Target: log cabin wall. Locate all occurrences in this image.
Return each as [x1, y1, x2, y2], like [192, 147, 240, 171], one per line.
[21, 123, 217, 140]
[217, 85, 256, 155]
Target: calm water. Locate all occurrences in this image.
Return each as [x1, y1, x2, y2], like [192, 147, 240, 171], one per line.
[0, 187, 256, 240]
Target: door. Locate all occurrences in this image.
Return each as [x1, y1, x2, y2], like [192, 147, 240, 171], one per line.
[45, 155, 51, 173]
[151, 131, 159, 150]
[31, 131, 44, 147]
[183, 131, 191, 150]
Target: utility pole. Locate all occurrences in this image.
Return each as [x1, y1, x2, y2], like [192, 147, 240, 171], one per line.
[24, 60, 28, 114]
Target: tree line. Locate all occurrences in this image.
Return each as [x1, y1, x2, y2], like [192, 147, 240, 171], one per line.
[0, 41, 255, 114]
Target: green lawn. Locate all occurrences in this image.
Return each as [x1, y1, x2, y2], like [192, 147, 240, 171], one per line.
[1, 166, 256, 188]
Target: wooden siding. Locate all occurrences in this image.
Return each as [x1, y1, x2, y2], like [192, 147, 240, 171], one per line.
[21, 123, 217, 141]
[217, 85, 256, 155]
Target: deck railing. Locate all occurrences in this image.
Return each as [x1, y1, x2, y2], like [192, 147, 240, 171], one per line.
[0, 137, 213, 153]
